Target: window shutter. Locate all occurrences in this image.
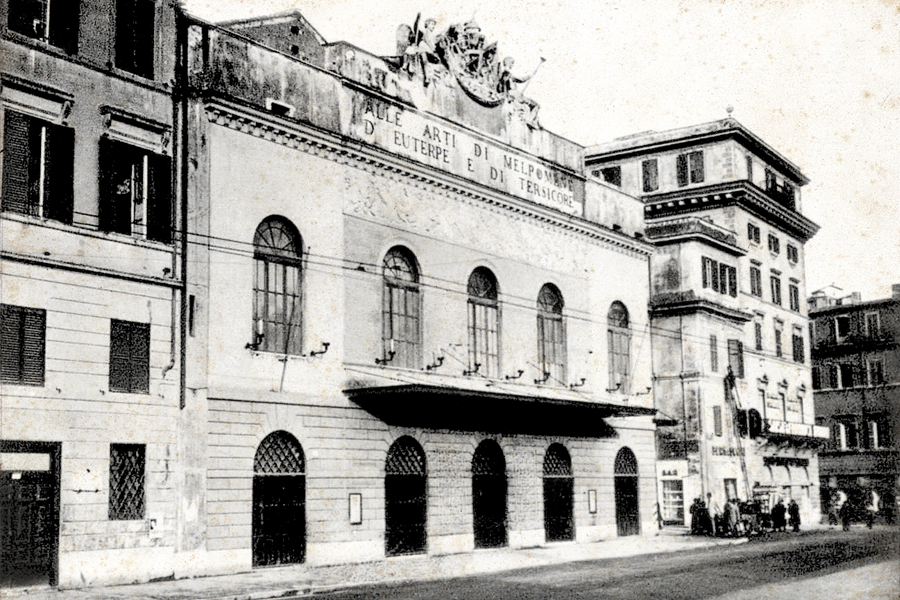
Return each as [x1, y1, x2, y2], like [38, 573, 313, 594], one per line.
[134, 0, 156, 79]
[49, 0, 80, 54]
[98, 136, 118, 232]
[0, 305, 45, 385]
[109, 320, 131, 391]
[147, 152, 172, 243]
[702, 257, 709, 288]
[21, 308, 46, 385]
[728, 267, 737, 297]
[0, 305, 24, 382]
[2, 111, 34, 215]
[676, 154, 688, 187]
[44, 123, 75, 224]
[129, 322, 150, 393]
[99, 137, 134, 234]
[690, 152, 704, 183]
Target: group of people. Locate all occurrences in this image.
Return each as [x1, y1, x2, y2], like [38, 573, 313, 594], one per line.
[689, 493, 801, 537]
[826, 489, 893, 531]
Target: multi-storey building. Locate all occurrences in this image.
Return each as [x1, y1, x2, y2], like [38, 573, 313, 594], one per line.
[808, 285, 900, 515]
[586, 119, 829, 527]
[1, 0, 182, 588]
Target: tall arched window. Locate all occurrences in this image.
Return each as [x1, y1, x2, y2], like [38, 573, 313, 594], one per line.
[543, 443, 574, 541]
[467, 267, 500, 378]
[253, 431, 306, 566]
[614, 447, 640, 536]
[253, 217, 302, 354]
[537, 284, 566, 385]
[607, 301, 631, 394]
[382, 247, 421, 369]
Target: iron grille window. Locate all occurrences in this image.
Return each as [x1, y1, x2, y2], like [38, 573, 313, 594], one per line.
[607, 301, 631, 393]
[537, 284, 566, 385]
[1, 304, 46, 386]
[2, 110, 74, 223]
[99, 137, 172, 242]
[252, 218, 303, 355]
[109, 319, 150, 393]
[115, 0, 155, 78]
[109, 444, 145, 520]
[770, 276, 782, 305]
[750, 266, 762, 297]
[789, 284, 800, 312]
[676, 151, 704, 187]
[8, 0, 80, 53]
[467, 268, 500, 378]
[709, 334, 718, 372]
[642, 159, 658, 192]
[727, 339, 744, 378]
[382, 248, 421, 369]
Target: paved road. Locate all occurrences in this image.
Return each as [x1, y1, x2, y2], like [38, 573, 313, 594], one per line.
[320, 529, 898, 600]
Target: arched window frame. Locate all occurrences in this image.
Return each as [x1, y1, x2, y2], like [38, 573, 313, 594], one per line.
[607, 301, 631, 394]
[252, 217, 303, 355]
[537, 284, 566, 386]
[382, 247, 421, 369]
[467, 267, 500, 378]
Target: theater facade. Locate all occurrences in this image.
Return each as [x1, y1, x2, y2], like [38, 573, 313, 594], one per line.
[179, 12, 658, 573]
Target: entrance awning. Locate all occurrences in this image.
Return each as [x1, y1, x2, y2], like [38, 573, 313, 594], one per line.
[344, 368, 654, 437]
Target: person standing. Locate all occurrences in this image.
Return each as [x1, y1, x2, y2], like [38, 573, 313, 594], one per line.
[772, 499, 787, 532]
[839, 498, 853, 531]
[789, 499, 801, 532]
[865, 490, 880, 529]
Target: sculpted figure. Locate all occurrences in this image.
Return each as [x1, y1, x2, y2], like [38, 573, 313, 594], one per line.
[397, 15, 440, 84]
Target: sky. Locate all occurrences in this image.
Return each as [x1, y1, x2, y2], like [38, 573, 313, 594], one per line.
[185, 0, 900, 302]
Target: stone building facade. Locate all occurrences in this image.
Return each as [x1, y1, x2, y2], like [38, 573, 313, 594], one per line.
[586, 120, 828, 527]
[809, 286, 900, 515]
[1, 0, 183, 588]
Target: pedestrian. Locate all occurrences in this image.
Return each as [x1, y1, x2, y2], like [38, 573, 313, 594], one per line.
[788, 499, 801, 532]
[827, 492, 839, 528]
[689, 497, 702, 535]
[839, 499, 852, 531]
[706, 493, 719, 537]
[882, 493, 895, 525]
[725, 499, 741, 537]
[772, 499, 787, 532]
[655, 502, 664, 530]
[865, 490, 879, 529]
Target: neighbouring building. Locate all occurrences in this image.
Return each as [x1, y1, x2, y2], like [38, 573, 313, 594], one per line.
[808, 285, 900, 516]
[179, 11, 658, 579]
[1, 0, 182, 589]
[586, 119, 829, 527]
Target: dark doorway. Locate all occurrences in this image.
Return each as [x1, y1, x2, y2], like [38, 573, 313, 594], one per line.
[385, 436, 427, 556]
[472, 440, 507, 548]
[252, 432, 305, 567]
[543, 443, 574, 542]
[0, 441, 60, 589]
[614, 447, 640, 537]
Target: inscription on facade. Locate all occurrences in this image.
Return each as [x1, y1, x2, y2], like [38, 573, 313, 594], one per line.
[711, 446, 746, 457]
[349, 95, 584, 216]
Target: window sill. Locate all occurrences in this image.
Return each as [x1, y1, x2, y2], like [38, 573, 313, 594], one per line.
[3, 211, 175, 251]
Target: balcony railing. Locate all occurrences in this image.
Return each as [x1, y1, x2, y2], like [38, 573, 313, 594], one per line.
[645, 216, 739, 248]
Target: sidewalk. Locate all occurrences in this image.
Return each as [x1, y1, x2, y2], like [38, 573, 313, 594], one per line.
[5, 531, 746, 600]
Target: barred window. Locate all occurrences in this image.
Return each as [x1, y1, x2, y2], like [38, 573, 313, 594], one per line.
[253, 217, 303, 355]
[109, 320, 150, 393]
[2, 110, 74, 224]
[382, 247, 421, 369]
[1, 304, 46, 386]
[109, 444, 145, 520]
[537, 284, 566, 385]
[607, 302, 631, 393]
[467, 268, 500, 378]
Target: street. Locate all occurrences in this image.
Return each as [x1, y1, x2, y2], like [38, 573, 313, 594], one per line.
[321, 528, 898, 600]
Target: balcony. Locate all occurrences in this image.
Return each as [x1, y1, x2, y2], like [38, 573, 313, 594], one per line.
[645, 216, 743, 255]
[763, 182, 796, 211]
[763, 419, 829, 442]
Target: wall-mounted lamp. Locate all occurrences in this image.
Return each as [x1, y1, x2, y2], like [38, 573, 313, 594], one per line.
[534, 371, 551, 385]
[505, 369, 524, 381]
[245, 319, 265, 350]
[463, 363, 481, 376]
[309, 342, 330, 357]
[426, 356, 444, 371]
[569, 378, 586, 389]
[605, 382, 621, 393]
[637, 386, 652, 395]
[375, 350, 396, 365]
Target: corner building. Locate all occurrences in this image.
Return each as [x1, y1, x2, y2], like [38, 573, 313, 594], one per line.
[181, 13, 656, 574]
[1, 0, 182, 589]
[587, 120, 828, 527]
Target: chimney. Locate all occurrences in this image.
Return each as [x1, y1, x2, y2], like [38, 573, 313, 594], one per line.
[893, 284, 900, 300]
[847, 292, 862, 304]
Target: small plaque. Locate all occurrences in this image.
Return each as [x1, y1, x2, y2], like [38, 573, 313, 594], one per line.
[349, 493, 363, 525]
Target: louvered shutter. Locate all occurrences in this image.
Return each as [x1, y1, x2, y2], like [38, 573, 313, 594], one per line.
[44, 123, 75, 224]
[129, 322, 150, 393]
[49, 0, 80, 54]
[21, 308, 46, 385]
[109, 320, 130, 391]
[146, 152, 171, 243]
[2, 111, 34, 215]
[0, 305, 45, 385]
[0, 305, 24, 382]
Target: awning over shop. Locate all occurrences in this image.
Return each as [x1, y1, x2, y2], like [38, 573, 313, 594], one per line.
[344, 372, 655, 437]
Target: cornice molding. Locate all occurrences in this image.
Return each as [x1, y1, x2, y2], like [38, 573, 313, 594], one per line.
[203, 102, 652, 259]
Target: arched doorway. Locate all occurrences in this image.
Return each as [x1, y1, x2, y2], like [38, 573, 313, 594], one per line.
[385, 436, 427, 556]
[472, 440, 507, 548]
[614, 447, 640, 537]
[543, 443, 574, 541]
[252, 431, 306, 567]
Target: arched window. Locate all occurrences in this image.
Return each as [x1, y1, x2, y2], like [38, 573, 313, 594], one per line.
[382, 247, 421, 369]
[253, 217, 302, 354]
[472, 440, 507, 548]
[385, 436, 427, 556]
[467, 267, 500, 378]
[537, 284, 566, 385]
[542, 443, 574, 542]
[614, 447, 640, 536]
[253, 431, 306, 566]
[607, 301, 631, 393]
